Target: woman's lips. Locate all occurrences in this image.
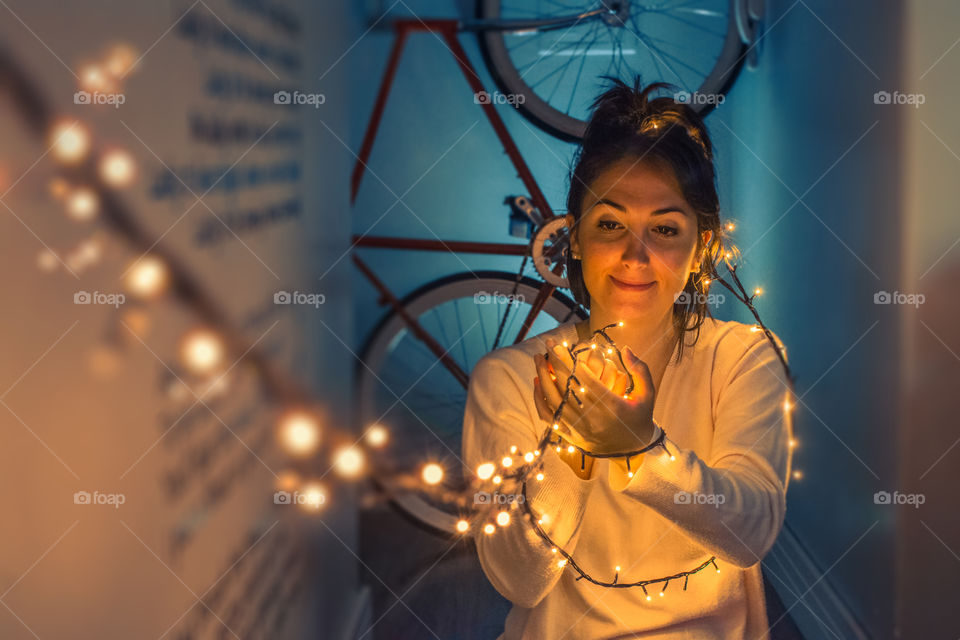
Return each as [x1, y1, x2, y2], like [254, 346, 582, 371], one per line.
[609, 275, 655, 291]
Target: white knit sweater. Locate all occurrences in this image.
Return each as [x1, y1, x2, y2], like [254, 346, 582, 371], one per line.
[462, 317, 793, 639]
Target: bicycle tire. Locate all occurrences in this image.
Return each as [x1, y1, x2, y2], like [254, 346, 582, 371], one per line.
[357, 271, 585, 536]
[477, 0, 749, 142]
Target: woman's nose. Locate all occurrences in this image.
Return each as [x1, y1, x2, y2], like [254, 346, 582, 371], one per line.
[620, 231, 651, 266]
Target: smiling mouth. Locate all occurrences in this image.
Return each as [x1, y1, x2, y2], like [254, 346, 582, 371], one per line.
[610, 275, 656, 291]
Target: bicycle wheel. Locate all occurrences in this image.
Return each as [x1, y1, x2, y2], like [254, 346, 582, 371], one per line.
[357, 271, 585, 535]
[477, 0, 747, 142]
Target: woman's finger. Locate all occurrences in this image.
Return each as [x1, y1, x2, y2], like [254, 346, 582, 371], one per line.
[535, 354, 564, 406]
[611, 370, 629, 396]
[599, 357, 618, 389]
[564, 350, 611, 402]
[535, 354, 583, 420]
[586, 349, 606, 378]
[545, 338, 575, 371]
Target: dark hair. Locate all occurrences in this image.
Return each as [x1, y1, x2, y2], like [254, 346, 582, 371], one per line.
[565, 77, 735, 364]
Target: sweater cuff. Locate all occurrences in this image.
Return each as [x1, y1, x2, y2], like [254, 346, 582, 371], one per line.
[525, 447, 599, 545]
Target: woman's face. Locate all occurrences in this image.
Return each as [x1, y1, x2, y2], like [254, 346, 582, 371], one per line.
[566, 158, 708, 325]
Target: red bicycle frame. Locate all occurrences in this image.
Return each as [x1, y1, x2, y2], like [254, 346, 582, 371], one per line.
[351, 18, 570, 387]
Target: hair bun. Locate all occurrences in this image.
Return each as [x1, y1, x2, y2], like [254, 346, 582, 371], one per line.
[583, 77, 712, 160]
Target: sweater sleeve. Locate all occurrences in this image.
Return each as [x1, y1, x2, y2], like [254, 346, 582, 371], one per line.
[612, 327, 794, 569]
[462, 352, 601, 609]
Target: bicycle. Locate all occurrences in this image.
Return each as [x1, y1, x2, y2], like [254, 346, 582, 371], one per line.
[352, 0, 763, 535]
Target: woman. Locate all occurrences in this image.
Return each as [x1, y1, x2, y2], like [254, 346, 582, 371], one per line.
[462, 78, 794, 639]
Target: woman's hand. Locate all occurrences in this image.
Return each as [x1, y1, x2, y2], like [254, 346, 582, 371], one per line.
[533, 337, 656, 456]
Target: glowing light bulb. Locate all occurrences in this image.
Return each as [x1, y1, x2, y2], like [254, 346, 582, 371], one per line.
[79, 64, 113, 93]
[501, 456, 513, 467]
[49, 177, 70, 199]
[562, 340, 568, 347]
[456, 519, 469, 533]
[551, 547, 558, 554]
[125, 255, 168, 298]
[105, 43, 138, 78]
[726, 222, 735, 232]
[334, 446, 365, 478]
[788, 439, 797, 449]
[591, 343, 597, 350]
[100, 149, 136, 187]
[477, 462, 496, 480]
[618, 321, 624, 327]
[66, 188, 98, 220]
[180, 328, 224, 374]
[557, 559, 567, 568]
[615, 565, 621, 572]
[275, 470, 300, 492]
[606, 348, 613, 354]
[279, 412, 320, 455]
[552, 423, 559, 430]
[793, 470, 803, 480]
[421, 463, 444, 485]
[536, 473, 544, 481]
[540, 514, 549, 524]
[300, 483, 326, 510]
[509, 445, 518, 454]
[365, 424, 388, 447]
[51, 120, 90, 163]
[754, 287, 763, 296]
[567, 445, 575, 454]
[524, 452, 534, 463]
[496, 511, 510, 526]
[579, 387, 585, 393]
[483, 524, 495, 535]
[493, 475, 502, 484]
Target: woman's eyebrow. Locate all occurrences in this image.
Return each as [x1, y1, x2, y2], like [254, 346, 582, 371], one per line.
[588, 198, 688, 217]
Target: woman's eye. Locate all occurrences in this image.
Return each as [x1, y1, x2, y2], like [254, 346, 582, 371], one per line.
[597, 220, 621, 231]
[655, 225, 678, 237]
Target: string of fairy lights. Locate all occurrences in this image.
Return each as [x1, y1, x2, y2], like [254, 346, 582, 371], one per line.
[2, 41, 800, 599]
